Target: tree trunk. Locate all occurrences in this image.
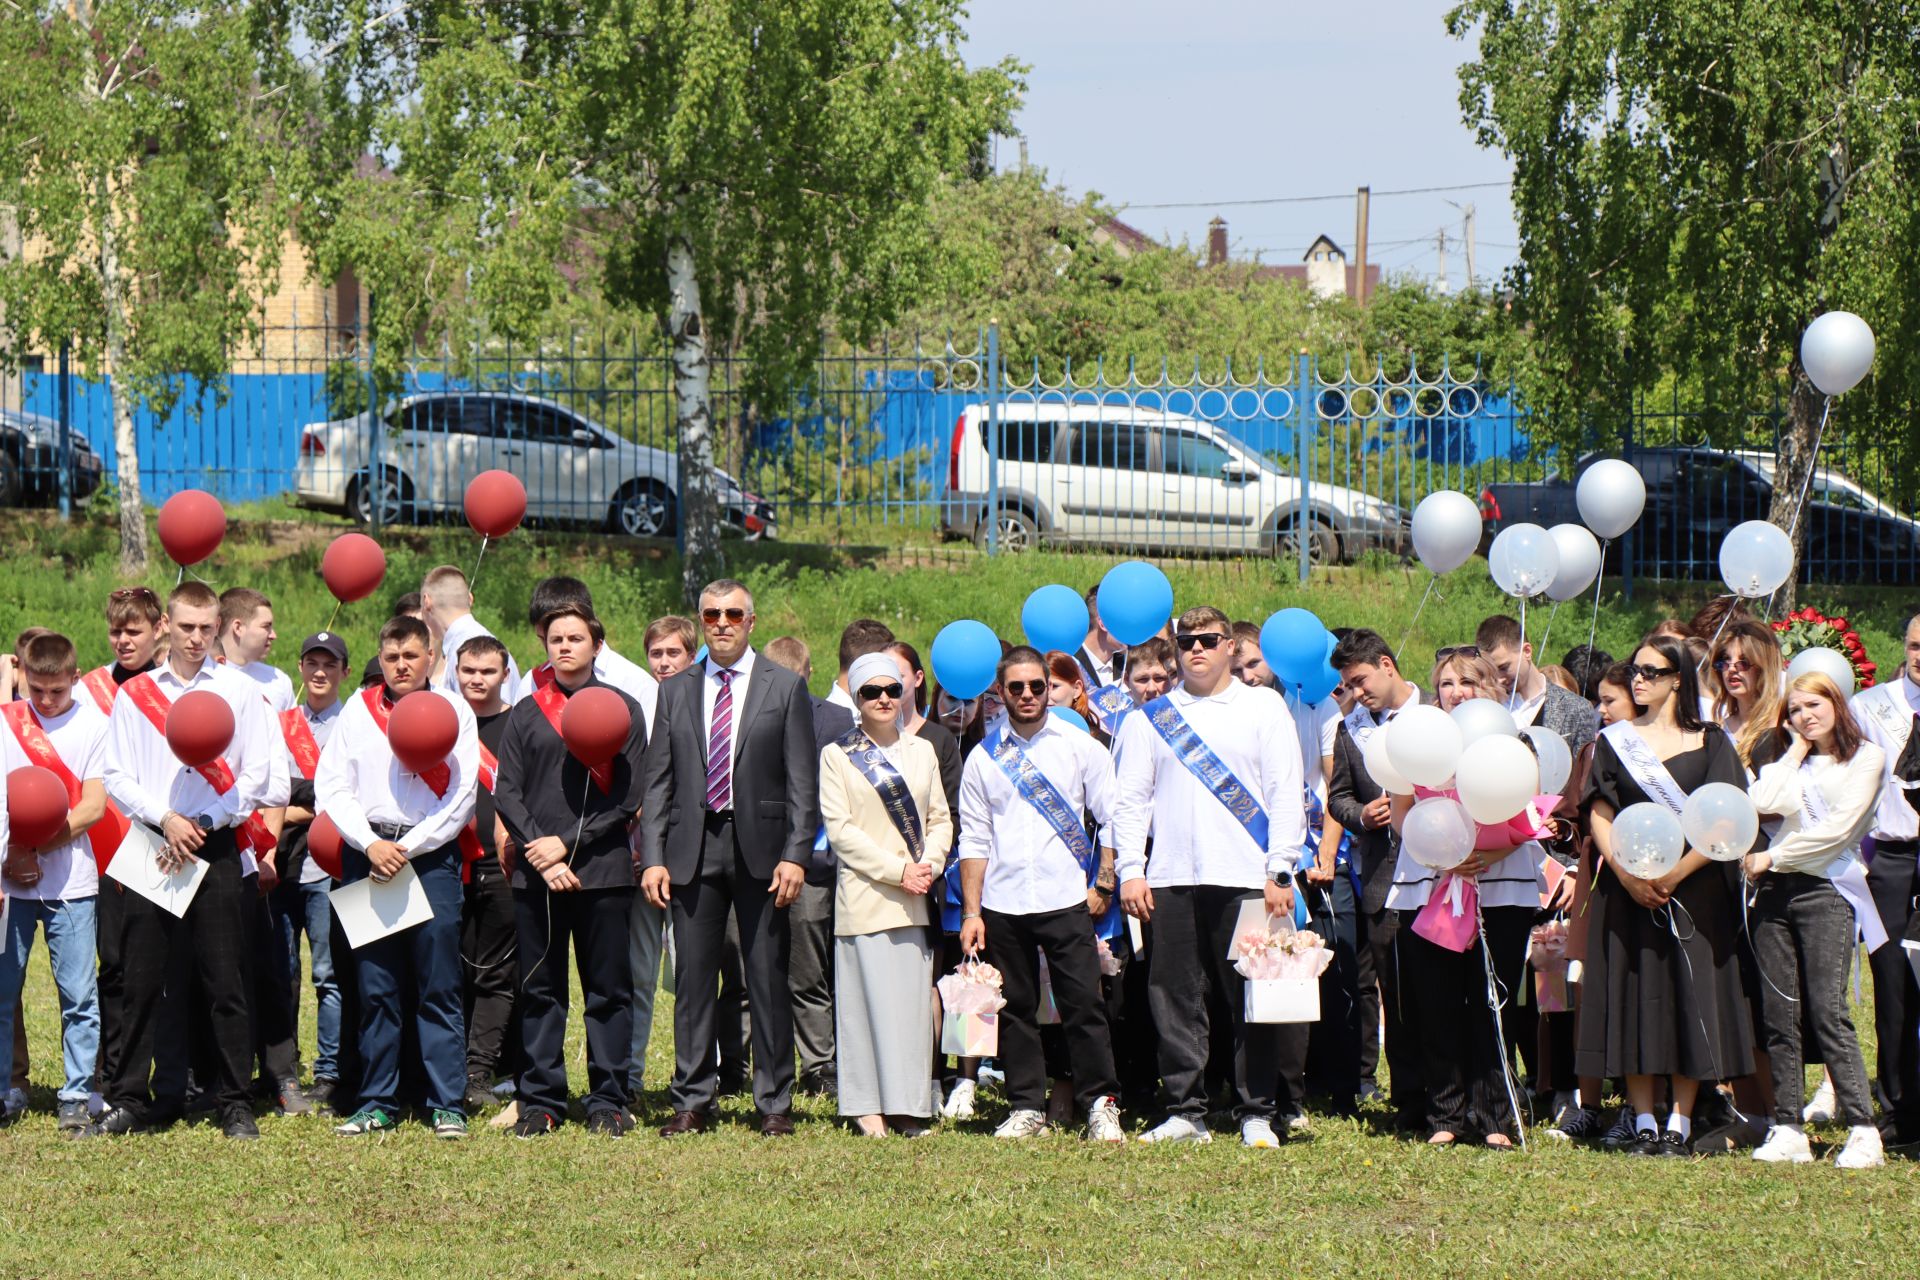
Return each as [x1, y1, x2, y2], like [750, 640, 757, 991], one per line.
[97, 179, 147, 574]
[1765, 373, 1825, 615]
[667, 226, 722, 604]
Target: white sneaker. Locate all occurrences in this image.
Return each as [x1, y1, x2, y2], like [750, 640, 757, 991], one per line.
[1139, 1115, 1212, 1145]
[1085, 1095, 1125, 1143]
[1752, 1125, 1814, 1164]
[1835, 1124, 1886, 1170]
[1286, 1111, 1311, 1132]
[1802, 1078, 1837, 1125]
[993, 1109, 1048, 1139]
[1241, 1117, 1282, 1149]
[931, 1081, 945, 1116]
[942, 1078, 977, 1120]
[976, 1065, 1006, 1088]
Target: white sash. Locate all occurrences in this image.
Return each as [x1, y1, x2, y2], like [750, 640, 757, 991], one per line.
[1600, 721, 1689, 816]
[1861, 683, 1916, 757]
[1793, 759, 1889, 952]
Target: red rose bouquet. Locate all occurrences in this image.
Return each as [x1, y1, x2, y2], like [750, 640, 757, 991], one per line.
[1771, 606, 1877, 688]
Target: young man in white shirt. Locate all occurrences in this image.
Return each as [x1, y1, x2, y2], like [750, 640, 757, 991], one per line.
[958, 646, 1125, 1143]
[217, 587, 296, 713]
[1112, 606, 1307, 1149]
[94, 581, 279, 1140]
[316, 614, 480, 1139]
[825, 619, 895, 712]
[421, 564, 523, 704]
[0, 633, 112, 1131]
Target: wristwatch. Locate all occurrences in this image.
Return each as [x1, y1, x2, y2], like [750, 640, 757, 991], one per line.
[1269, 870, 1290, 887]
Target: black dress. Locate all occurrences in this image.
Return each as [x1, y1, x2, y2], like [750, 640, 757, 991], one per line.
[1575, 729, 1755, 1081]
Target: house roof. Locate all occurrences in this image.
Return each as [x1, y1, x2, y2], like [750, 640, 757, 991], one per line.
[1303, 234, 1346, 261]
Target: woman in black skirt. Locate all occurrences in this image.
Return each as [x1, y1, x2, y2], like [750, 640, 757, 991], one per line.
[1578, 633, 1754, 1156]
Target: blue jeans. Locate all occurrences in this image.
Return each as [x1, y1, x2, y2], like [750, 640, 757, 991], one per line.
[0, 896, 100, 1102]
[348, 845, 466, 1114]
[275, 879, 342, 1080]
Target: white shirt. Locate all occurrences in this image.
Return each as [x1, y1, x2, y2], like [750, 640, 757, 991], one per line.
[1110, 680, 1306, 888]
[233, 660, 296, 714]
[1082, 649, 1122, 690]
[289, 699, 345, 885]
[958, 716, 1118, 915]
[313, 687, 479, 857]
[1293, 697, 1340, 804]
[439, 613, 522, 705]
[0, 699, 110, 900]
[1511, 687, 1547, 729]
[1751, 744, 1888, 876]
[825, 681, 856, 712]
[1851, 677, 1919, 843]
[702, 648, 758, 779]
[594, 643, 659, 738]
[104, 658, 278, 835]
[1385, 834, 1547, 911]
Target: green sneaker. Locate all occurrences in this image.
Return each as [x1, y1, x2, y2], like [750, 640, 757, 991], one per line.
[334, 1108, 396, 1137]
[433, 1109, 468, 1140]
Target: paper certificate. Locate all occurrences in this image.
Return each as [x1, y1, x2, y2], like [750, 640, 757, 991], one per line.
[105, 821, 210, 918]
[329, 861, 434, 949]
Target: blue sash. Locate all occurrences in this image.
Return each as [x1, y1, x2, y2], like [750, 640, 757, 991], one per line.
[1142, 695, 1271, 851]
[985, 726, 1096, 874]
[1087, 682, 1134, 735]
[836, 728, 924, 861]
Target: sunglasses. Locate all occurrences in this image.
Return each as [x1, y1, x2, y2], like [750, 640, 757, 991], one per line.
[110, 586, 158, 602]
[1002, 678, 1048, 697]
[1629, 663, 1677, 681]
[700, 607, 749, 625]
[1712, 657, 1754, 674]
[1173, 633, 1226, 652]
[857, 681, 904, 702]
[1434, 645, 1481, 662]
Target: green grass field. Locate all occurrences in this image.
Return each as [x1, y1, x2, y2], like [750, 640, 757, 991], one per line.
[4, 511, 1920, 1277]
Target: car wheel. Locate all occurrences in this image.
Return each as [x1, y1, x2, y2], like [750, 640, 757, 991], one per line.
[1273, 518, 1339, 566]
[974, 506, 1039, 552]
[349, 469, 410, 527]
[610, 481, 677, 539]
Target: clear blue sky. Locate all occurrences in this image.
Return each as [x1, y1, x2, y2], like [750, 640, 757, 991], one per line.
[959, 0, 1519, 290]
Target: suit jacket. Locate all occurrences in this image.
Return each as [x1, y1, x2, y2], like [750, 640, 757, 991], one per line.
[1534, 682, 1599, 757]
[1327, 690, 1426, 915]
[640, 651, 820, 884]
[804, 695, 857, 883]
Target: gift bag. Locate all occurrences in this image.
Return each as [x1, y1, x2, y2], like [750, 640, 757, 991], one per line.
[936, 958, 1007, 1057]
[1245, 977, 1320, 1024]
[1035, 952, 1060, 1025]
[1529, 919, 1571, 1013]
[941, 1009, 1000, 1057]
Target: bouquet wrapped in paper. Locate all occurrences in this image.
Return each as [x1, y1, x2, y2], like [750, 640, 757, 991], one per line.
[1095, 936, 1121, 977]
[1231, 929, 1334, 982]
[1530, 918, 1572, 1013]
[938, 959, 1005, 1056]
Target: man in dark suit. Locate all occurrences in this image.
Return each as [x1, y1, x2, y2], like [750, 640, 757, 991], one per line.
[641, 580, 820, 1136]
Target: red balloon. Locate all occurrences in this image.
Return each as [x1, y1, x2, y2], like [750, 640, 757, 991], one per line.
[321, 532, 387, 603]
[388, 691, 458, 775]
[308, 812, 344, 880]
[165, 690, 235, 767]
[464, 469, 527, 538]
[157, 489, 227, 566]
[561, 686, 632, 768]
[7, 766, 71, 848]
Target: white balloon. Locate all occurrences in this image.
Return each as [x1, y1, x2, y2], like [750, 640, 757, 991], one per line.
[1718, 520, 1795, 598]
[1402, 796, 1476, 871]
[1786, 646, 1856, 697]
[1454, 735, 1541, 825]
[1576, 459, 1646, 540]
[1411, 490, 1483, 576]
[1488, 522, 1560, 599]
[1681, 782, 1759, 862]
[1362, 727, 1415, 796]
[1451, 698, 1518, 746]
[1523, 725, 1573, 796]
[1384, 704, 1464, 789]
[1612, 802, 1685, 881]
[1801, 311, 1876, 396]
[1545, 523, 1602, 602]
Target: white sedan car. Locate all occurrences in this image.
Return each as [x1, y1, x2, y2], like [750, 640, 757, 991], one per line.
[293, 391, 775, 538]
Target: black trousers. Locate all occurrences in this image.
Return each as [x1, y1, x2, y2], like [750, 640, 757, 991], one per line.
[1358, 904, 1423, 1124]
[463, 862, 518, 1082]
[1146, 884, 1282, 1123]
[1867, 840, 1920, 1136]
[108, 834, 252, 1115]
[1302, 871, 1361, 1106]
[515, 885, 635, 1121]
[1402, 905, 1531, 1138]
[95, 882, 149, 1092]
[667, 815, 794, 1116]
[248, 881, 298, 1085]
[983, 904, 1120, 1115]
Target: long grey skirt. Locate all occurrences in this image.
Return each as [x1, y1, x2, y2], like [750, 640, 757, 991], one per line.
[835, 926, 934, 1117]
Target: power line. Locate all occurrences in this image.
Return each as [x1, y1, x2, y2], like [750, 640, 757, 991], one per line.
[1120, 180, 1512, 212]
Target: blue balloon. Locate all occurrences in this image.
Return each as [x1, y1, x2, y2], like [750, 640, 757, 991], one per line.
[1261, 608, 1329, 688]
[1296, 660, 1340, 705]
[930, 620, 1001, 700]
[1021, 584, 1090, 656]
[1049, 705, 1090, 734]
[1098, 561, 1174, 646]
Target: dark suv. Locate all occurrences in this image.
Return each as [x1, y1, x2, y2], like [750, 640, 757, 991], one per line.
[0, 410, 104, 509]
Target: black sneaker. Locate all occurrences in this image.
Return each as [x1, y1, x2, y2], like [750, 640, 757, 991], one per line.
[586, 1108, 634, 1138]
[1547, 1106, 1605, 1142]
[80, 1105, 146, 1138]
[515, 1109, 559, 1139]
[221, 1104, 261, 1140]
[1600, 1107, 1640, 1152]
[307, 1078, 338, 1114]
[1656, 1129, 1692, 1158]
[1625, 1127, 1663, 1157]
[276, 1079, 313, 1116]
[464, 1078, 498, 1114]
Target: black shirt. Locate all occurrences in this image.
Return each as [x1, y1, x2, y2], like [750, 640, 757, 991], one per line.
[493, 675, 647, 892]
[473, 709, 510, 859]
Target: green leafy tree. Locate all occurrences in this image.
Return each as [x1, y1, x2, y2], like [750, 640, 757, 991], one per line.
[0, 0, 295, 571]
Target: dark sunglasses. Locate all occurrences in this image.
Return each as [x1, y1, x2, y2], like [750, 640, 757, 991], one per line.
[1629, 663, 1677, 681]
[110, 586, 158, 602]
[1434, 645, 1481, 662]
[857, 681, 904, 702]
[1002, 678, 1048, 697]
[1711, 657, 1754, 674]
[1174, 632, 1226, 652]
[700, 607, 749, 625]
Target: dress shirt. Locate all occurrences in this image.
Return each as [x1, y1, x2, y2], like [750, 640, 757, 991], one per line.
[1852, 677, 1920, 842]
[493, 675, 647, 891]
[825, 680, 856, 712]
[1294, 697, 1340, 803]
[439, 612, 523, 704]
[1385, 836, 1546, 911]
[0, 699, 109, 900]
[701, 648, 757, 780]
[235, 660, 297, 714]
[1511, 687, 1547, 728]
[290, 698, 345, 885]
[1750, 744, 1888, 876]
[313, 686, 480, 857]
[957, 715, 1118, 916]
[594, 643, 660, 738]
[104, 658, 277, 832]
[1110, 679, 1307, 888]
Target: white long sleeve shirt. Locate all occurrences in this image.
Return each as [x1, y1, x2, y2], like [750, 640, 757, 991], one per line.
[104, 658, 278, 832]
[1851, 678, 1920, 843]
[1751, 743, 1888, 876]
[439, 612, 523, 705]
[1110, 680, 1306, 888]
[313, 687, 479, 857]
[957, 716, 1118, 916]
[595, 643, 660, 738]
[0, 699, 110, 900]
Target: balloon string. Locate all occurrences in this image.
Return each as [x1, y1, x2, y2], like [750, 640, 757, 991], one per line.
[1786, 393, 1835, 542]
[1695, 597, 1735, 682]
[1394, 574, 1439, 662]
[1585, 540, 1608, 659]
[470, 534, 491, 587]
[324, 599, 343, 634]
[1476, 899, 1529, 1151]
[1510, 594, 1527, 712]
[175, 564, 184, 587]
[1538, 601, 1561, 670]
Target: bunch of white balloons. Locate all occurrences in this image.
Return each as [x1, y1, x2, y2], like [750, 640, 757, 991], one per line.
[1606, 784, 1759, 882]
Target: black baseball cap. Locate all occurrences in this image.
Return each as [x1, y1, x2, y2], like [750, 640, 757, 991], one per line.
[301, 631, 350, 665]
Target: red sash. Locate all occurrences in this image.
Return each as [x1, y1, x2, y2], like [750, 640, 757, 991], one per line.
[530, 662, 556, 691]
[280, 708, 323, 780]
[360, 686, 481, 865]
[121, 673, 276, 856]
[3, 701, 131, 873]
[80, 667, 119, 716]
[530, 680, 612, 792]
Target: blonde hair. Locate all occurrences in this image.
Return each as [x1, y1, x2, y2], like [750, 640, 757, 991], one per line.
[1430, 651, 1504, 703]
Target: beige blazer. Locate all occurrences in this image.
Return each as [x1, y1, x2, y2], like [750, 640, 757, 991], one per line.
[818, 732, 953, 937]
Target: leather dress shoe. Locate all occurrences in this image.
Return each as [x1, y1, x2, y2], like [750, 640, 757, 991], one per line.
[760, 1112, 795, 1137]
[658, 1110, 710, 1138]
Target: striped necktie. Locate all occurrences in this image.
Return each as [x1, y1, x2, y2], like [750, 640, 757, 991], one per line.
[706, 668, 734, 811]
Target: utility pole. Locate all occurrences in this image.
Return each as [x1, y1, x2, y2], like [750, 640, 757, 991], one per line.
[1435, 227, 1450, 295]
[1461, 203, 1477, 291]
[1353, 185, 1371, 305]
